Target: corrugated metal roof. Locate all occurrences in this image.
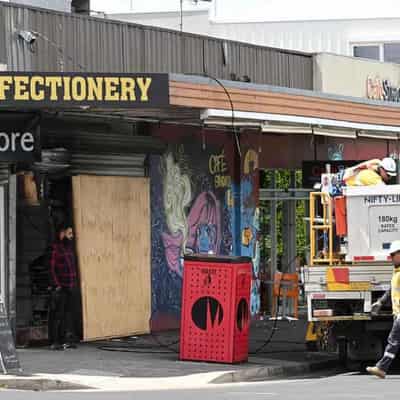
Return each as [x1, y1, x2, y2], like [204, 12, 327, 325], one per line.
[0, 2, 313, 89]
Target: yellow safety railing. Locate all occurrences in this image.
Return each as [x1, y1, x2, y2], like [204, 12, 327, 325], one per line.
[309, 192, 338, 266]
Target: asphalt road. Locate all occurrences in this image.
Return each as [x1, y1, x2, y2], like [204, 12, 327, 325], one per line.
[0, 370, 399, 400]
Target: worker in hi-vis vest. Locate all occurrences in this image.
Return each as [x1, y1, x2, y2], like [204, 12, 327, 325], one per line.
[367, 241, 400, 379]
[344, 157, 397, 186]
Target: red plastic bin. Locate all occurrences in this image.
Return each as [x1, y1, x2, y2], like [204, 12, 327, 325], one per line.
[180, 254, 252, 364]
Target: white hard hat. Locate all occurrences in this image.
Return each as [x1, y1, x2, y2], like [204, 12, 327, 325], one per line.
[389, 240, 400, 255]
[380, 157, 397, 176]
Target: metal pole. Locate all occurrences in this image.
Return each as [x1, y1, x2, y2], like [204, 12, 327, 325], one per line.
[180, 0, 183, 32]
[289, 170, 297, 273]
[8, 173, 16, 338]
[288, 171, 297, 316]
[269, 171, 277, 316]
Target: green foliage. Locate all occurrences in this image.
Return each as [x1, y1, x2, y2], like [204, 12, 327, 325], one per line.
[259, 169, 307, 267]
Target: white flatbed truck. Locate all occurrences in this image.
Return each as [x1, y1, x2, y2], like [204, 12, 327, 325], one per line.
[304, 185, 398, 361]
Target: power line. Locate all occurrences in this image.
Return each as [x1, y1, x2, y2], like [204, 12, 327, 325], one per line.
[29, 30, 86, 72]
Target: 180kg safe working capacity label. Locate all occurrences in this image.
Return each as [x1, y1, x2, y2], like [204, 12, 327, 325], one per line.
[378, 215, 399, 233]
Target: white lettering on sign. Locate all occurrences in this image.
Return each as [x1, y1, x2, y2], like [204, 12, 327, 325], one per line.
[364, 195, 400, 205]
[21, 132, 34, 152]
[0, 132, 34, 152]
[0, 133, 10, 151]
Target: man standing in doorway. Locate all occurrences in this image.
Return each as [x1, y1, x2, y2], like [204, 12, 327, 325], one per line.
[49, 224, 80, 350]
[367, 240, 400, 378]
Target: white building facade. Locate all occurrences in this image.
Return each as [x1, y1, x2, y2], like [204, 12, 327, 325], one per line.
[110, 0, 400, 64]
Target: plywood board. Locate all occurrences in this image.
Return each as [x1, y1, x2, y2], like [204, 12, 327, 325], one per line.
[72, 175, 151, 341]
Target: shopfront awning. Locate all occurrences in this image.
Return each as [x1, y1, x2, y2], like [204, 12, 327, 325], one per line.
[169, 74, 400, 140]
[200, 108, 400, 139]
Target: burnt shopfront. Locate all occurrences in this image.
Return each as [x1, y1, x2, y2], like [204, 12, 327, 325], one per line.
[0, 72, 169, 343]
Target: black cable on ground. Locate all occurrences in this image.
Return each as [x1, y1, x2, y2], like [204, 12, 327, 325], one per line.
[253, 340, 306, 345]
[149, 332, 179, 353]
[97, 313, 180, 354]
[253, 349, 309, 355]
[98, 346, 174, 354]
[251, 244, 312, 355]
[250, 287, 282, 354]
[98, 237, 316, 356]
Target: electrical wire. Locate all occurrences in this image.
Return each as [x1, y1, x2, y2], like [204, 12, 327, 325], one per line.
[202, 74, 241, 157]
[251, 246, 311, 355]
[97, 313, 180, 354]
[97, 250, 310, 356]
[29, 30, 86, 71]
[254, 349, 310, 355]
[250, 279, 283, 354]
[98, 235, 319, 356]
[184, 67, 241, 156]
[252, 231, 327, 355]
[90, 186, 319, 356]
[149, 331, 179, 353]
[98, 342, 178, 354]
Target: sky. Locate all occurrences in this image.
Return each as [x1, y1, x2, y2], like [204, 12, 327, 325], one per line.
[90, 0, 211, 14]
[91, 0, 400, 21]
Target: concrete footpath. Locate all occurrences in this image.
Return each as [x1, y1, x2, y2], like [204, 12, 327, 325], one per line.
[0, 319, 339, 391]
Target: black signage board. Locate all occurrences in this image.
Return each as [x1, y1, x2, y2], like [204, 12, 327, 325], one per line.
[302, 160, 358, 188]
[0, 131, 39, 162]
[0, 302, 20, 374]
[0, 73, 169, 108]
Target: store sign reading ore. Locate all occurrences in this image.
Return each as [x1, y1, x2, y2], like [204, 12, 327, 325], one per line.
[0, 131, 38, 162]
[0, 73, 169, 108]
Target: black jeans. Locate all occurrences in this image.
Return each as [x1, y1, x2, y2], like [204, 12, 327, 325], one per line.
[377, 316, 400, 372]
[48, 287, 81, 345]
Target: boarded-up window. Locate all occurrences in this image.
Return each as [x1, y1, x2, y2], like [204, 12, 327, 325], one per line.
[73, 175, 150, 340]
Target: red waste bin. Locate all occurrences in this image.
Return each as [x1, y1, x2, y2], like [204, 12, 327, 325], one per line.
[180, 254, 252, 364]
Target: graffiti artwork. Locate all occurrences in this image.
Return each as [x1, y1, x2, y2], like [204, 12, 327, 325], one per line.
[161, 153, 222, 276]
[241, 149, 261, 316]
[328, 144, 344, 161]
[151, 141, 234, 328]
[209, 149, 232, 189]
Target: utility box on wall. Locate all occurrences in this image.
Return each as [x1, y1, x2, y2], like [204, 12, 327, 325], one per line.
[180, 255, 252, 364]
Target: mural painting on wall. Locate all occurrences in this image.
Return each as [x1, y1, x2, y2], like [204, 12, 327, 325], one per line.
[151, 141, 234, 323]
[240, 149, 261, 316]
[328, 144, 344, 161]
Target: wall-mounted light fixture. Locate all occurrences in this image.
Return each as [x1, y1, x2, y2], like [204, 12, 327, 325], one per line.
[18, 30, 37, 45]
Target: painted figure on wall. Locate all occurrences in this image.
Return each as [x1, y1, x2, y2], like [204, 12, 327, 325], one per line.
[151, 141, 233, 329]
[240, 149, 261, 316]
[328, 144, 344, 161]
[161, 153, 222, 276]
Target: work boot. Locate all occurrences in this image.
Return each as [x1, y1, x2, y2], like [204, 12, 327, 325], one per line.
[63, 342, 77, 349]
[366, 366, 386, 379]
